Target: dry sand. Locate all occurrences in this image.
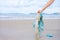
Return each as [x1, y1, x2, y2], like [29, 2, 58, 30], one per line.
[0, 19, 60, 40]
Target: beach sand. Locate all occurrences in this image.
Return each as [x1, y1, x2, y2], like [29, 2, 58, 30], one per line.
[0, 19, 60, 40]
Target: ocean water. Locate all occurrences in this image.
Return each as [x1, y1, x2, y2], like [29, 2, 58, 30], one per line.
[0, 13, 60, 20]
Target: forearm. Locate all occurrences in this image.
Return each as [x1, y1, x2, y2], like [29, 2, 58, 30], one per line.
[41, 0, 54, 12]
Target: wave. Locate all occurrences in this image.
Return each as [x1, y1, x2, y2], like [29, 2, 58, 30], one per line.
[0, 13, 60, 20]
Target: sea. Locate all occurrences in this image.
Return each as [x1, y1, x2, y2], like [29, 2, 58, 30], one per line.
[0, 13, 60, 20]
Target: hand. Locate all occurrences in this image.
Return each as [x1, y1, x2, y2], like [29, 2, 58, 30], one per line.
[37, 9, 41, 14]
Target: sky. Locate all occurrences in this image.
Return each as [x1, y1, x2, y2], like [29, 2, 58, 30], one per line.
[0, 0, 60, 14]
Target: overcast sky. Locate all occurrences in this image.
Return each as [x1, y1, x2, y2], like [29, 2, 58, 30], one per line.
[0, 0, 60, 14]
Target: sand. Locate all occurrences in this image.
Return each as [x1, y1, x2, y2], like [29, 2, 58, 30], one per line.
[0, 19, 60, 40]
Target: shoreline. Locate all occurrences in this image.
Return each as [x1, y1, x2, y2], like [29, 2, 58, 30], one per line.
[0, 17, 60, 20]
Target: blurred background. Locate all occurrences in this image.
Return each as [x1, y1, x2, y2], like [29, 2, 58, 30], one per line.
[0, 0, 60, 40]
[0, 0, 60, 19]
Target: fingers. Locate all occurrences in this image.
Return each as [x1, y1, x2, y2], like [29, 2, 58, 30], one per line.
[37, 10, 41, 14]
[37, 11, 40, 14]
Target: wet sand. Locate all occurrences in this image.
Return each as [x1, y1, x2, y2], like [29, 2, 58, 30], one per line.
[0, 19, 60, 40]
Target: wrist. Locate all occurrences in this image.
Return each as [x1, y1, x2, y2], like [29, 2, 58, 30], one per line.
[41, 6, 47, 12]
[40, 9, 44, 13]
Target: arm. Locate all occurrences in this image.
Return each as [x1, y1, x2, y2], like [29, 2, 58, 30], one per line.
[38, 0, 54, 14]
